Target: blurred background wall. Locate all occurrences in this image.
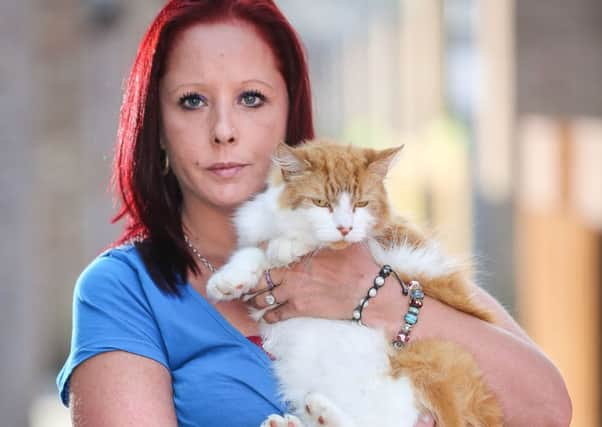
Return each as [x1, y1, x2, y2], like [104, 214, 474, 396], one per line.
[1, 0, 600, 426]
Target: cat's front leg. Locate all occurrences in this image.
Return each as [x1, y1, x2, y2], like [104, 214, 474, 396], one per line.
[266, 237, 316, 267]
[206, 247, 267, 301]
[303, 392, 356, 427]
[260, 414, 304, 427]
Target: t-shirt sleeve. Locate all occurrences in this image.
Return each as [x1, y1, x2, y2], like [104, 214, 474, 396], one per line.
[56, 251, 169, 407]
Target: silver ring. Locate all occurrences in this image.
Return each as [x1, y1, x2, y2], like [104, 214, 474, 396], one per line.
[264, 292, 277, 306]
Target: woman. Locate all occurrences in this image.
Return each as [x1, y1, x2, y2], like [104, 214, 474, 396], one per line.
[58, 1, 571, 426]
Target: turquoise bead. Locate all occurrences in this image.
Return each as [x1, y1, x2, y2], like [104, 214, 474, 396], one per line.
[408, 306, 420, 315]
[411, 289, 424, 300]
[404, 313, 418, 325]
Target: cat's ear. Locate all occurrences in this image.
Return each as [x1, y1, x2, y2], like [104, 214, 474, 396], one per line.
[272, 143, 311, 181]
[367, 145, 404, 178]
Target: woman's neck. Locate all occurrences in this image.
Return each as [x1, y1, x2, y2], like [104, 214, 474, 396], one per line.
[181, 199, 238, 263]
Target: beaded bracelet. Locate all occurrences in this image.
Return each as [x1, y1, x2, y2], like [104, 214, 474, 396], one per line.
[392, 280, 425, 349]
[351, 265, 425, 348]
[351, 265, 392, 325]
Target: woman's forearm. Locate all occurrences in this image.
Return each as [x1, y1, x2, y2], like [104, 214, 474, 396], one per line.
[408, 295, 572, 427]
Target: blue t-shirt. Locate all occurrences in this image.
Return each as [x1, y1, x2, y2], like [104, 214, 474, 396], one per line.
[57, 244, 285, 426]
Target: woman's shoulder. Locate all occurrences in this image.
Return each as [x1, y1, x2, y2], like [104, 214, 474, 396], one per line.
[79, 243, 141, 279]
[74, 243, 152, 302]
[58, 243, 172, 406]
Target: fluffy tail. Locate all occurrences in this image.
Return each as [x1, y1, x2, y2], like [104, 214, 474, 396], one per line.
[390, 339, 503, 427]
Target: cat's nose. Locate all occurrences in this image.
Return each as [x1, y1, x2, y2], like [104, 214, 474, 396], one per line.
[337, 226, 352, 236]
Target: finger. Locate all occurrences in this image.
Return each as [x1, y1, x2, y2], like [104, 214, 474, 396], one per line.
[247, 268, 290, 307]
[262, 301, 293, 324]
[248, 267, 288, 294]
[244, 270, 270, 297]
[249, 284, 289, 310]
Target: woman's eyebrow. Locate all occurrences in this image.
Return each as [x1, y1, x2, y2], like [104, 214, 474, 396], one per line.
[165, 79, 274, 96]
[165, 82, 207, 95]
[241, 79, 274, 89]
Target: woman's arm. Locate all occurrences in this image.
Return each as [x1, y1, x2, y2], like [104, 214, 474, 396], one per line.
[69, 351, 178, 427]
[402, 295, 571, 427]
[253, 244, 572, 427]
[469, 283, 536, 344]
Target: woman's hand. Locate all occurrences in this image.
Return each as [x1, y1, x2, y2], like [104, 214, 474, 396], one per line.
[245, 242, 571, 427]
[246, 243, 407, 338]
[247, 244, 436, 427]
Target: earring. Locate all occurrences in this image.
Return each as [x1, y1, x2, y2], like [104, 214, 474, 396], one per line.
[161, 150, 170, 176]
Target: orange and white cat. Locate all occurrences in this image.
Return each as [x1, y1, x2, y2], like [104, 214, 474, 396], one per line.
[207, 139, 502, 427]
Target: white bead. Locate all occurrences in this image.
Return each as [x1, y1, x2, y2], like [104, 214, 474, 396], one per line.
[353, 310, 361, 319]
[374, 276, 385, 287]
[368, 288, 377, 297]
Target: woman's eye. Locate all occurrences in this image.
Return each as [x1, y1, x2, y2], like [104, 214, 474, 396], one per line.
[239, 90, 266, 108]
[178, 93, 206, 110]
[354, 201, 369, 208]
[312, 198, 330, 208]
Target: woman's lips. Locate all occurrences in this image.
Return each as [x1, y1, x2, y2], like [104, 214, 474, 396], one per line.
[207, 163, 248, 178]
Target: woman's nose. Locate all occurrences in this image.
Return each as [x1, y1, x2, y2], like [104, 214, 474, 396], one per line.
[211, 106, 237, 144]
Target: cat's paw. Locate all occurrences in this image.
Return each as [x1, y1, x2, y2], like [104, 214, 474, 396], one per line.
[304, 392, 352, 427]
[260, 414, 304, 427]
[266, 238, 314, 267]
[206, 247, 266, 301]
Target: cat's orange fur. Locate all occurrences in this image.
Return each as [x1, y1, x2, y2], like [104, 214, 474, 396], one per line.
[273, 139, 503, 427]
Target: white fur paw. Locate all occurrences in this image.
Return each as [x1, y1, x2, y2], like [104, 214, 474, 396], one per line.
[304, 392, 351, 427]
[206, 247, 266, 301]
[260, 413, 304, 427]
[266, 238, 314, 267]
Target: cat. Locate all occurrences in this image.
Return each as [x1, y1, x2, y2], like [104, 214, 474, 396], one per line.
[206, 139, 503, 427]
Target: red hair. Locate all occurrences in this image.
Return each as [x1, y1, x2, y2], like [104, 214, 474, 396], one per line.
[112, 0, 314, 293]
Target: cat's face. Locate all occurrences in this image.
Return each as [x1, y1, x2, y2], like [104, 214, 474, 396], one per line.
[274, 140, 401, 248]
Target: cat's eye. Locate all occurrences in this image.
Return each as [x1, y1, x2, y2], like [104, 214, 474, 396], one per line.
[312, 199, 330, 208]
[355, 201, 369, 208]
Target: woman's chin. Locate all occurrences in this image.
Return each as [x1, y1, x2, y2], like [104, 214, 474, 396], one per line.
[208, 190, 260, 210]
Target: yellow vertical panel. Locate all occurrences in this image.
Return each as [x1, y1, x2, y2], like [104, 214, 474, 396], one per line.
[516, 211, 599, 427]
[423, 119, 472, 258]
[399, 0, 443, 132]
[475, 0, 515, 203]
[571, 119, 602, 230]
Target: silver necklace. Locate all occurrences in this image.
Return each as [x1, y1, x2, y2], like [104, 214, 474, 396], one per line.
[184, 234, 216, 273]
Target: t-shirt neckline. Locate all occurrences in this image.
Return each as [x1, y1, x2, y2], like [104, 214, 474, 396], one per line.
[182, 281, 272, 362]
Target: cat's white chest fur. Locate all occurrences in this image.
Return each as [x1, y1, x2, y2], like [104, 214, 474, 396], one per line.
[206, 183, 434, 426]
[205, 142, 489, 427]
[206, 179, 451, 426]
[262, 318, 420, 426]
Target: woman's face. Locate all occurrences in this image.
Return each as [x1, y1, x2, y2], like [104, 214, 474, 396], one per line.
[159, 20, 289, 211]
